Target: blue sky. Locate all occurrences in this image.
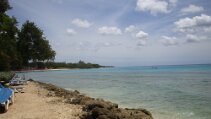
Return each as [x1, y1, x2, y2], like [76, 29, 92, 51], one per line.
[7, 0, 211, 66]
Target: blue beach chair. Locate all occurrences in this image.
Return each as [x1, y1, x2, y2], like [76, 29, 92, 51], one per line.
[0, 83, 14, 112]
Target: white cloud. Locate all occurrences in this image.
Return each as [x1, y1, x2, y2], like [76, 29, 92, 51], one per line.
[186, 34, 207, 43]
[72, 18, 91, 28]
[98, 26, 122, 35]
[125, 25, 136, 33]
[135, 31, 148, 40]
[174, 14, 211, 45]
[160, 36, 179, 46]
[136, 0, 169, 15]
[66, 28, 76, 35]
[174, 14, 211, 33]
[135, 31, 149, 46]
[181, 4, 204, 14]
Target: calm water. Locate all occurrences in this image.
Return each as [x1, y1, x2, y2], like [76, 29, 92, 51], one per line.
[20, 64, 211, 119]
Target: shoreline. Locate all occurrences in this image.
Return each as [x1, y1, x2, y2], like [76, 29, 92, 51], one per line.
[34, 80, 153, 119]
[13, 67, 112, 73]
[1, 80, 153, 119]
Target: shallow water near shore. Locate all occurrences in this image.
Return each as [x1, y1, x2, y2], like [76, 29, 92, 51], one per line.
[19, 64, 211, 119]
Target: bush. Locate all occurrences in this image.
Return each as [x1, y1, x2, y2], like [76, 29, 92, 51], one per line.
[0, 72, 15, 83]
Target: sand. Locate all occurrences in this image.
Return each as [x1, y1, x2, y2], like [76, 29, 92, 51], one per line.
[0, 82, 82, 119]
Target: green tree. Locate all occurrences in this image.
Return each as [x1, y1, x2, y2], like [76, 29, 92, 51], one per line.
[0, 0, 11, 14]
[34, 38, 55, 62]
[0, 0, 19, 71]
[18, 21, 42, 65]
[18, 21, 55, 67]
[0, 50, 10, 71]
[0, 0, 55, 71]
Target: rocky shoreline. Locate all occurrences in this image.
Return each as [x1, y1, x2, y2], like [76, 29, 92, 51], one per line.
[34, 80, 153, 119]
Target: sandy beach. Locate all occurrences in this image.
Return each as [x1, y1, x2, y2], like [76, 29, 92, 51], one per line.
[0, 81, 153, 119]
[0, 81, 82, 119]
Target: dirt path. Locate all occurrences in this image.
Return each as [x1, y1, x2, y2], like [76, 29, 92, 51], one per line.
[0, 82, 82, 119]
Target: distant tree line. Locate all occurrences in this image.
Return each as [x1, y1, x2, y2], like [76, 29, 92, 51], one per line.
[0, 0, 55, 71]
[34, 60, 103, 69]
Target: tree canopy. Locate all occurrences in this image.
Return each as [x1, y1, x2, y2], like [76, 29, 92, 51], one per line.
[0, 0, 11, 14]
[0, 0, 19, 70]
[18, 21, 55, 66]
[0, 0, 55, 71]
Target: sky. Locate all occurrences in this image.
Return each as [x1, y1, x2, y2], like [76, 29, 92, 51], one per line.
[7, 0, 211, 66]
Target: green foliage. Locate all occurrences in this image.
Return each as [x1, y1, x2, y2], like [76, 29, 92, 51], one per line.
[0, 71, 14, 83]
[0, 0, 55, 71]
[45, 61, 102, 69]
[0, 0, 11, 14]
[18, 21, 55, 66]
[18, 21, 42, 64]
[0, 6, 19, 71]
[0, 51, 10, 71]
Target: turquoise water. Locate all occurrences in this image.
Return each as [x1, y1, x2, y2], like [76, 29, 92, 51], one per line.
[20, 64, 211, 119]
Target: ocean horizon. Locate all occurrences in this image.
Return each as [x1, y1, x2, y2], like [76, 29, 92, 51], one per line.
[19, 64, 211, 119]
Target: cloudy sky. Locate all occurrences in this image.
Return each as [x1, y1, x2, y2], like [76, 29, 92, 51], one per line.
[7, 0, 211, 66]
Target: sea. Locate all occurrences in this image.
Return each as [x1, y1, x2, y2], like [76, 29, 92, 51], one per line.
[19, 64, 211, 119]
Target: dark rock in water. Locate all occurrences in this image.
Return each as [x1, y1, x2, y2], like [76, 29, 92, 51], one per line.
[139, 109, 152, 117]
[28, 79, 34, 81]
[74, 90, 80, 94]
[83, 101, 105, 111]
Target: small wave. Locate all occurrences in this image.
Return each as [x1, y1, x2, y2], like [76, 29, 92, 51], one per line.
[176, 111, 194, 117]
[65, 88, 75, 91]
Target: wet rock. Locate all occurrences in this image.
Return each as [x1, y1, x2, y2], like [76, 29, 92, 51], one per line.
[83, 101, 105, 111]
[28, 79, 34, 81]
[74, 90, 80, 94]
